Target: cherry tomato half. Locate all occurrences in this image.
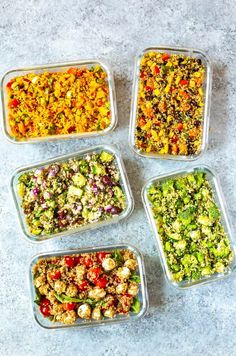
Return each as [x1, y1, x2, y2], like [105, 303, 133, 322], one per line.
[96, 252, 109, 263]
[64, 256, 75, 268]
[77, 280, 89, 291]
[83, 257, 93, 268]
[64, 302, 76, 311]
[50, 270, 61, 280]
[95, 275, 108, 288]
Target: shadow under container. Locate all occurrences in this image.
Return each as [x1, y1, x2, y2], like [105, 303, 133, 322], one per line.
[142, 165, 236, 289]
[29, 243, 149, 329]
[1, 59, 117, 143]
[10, 144, 134, 243]
[129, 46, 212, 161]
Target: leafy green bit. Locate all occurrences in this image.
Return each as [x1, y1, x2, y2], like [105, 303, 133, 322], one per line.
[112, 250, 124, 264]
[129, 274, 141, 283]
[55, 293, 96, 306]
[131, 298, 141, 313]
[34, 288, 41, 305]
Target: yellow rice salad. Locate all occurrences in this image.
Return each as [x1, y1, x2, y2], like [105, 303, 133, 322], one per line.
[135, 51, 205, 156]
[6, 65, 111, 139]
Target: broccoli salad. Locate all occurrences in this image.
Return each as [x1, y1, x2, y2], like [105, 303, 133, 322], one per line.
[32, 249, 141, 324]
[17, 150, 127, 237]
[147, 171, 234, 283]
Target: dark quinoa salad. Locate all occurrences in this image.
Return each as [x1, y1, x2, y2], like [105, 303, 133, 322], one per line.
[135, 51, 205, 156]
[32, 249, 141, 324]
[147, 171, 234, 283]
[17, 150, 127, 237]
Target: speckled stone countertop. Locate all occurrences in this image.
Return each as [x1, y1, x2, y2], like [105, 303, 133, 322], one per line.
[0, 0, 236, 355]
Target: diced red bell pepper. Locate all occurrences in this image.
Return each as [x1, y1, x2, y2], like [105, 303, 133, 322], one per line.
[179, 80, 189, 86]
[154, 65, 160, 74]
[67, 67, 77, 75]
[162, 53, 170, 61]
[50, 271, 61, 280]
[177, 123, 184, 131]
[9, 99, 20, 108]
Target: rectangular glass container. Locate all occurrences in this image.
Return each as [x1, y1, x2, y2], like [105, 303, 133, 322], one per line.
[129, 46, 212, 161]
[142, 165, 236, 289]
[29, 243, 148, 329]
[10, 144, 134, 243]
[1, 59, 117, 143]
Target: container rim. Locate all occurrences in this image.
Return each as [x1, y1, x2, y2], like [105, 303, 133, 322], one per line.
[129, 45, 212, 161]
[10, 144, 134, 243]
[1, 58, 118, 144]
[141, 164, 236, 290]
[28, 242, 149, 329]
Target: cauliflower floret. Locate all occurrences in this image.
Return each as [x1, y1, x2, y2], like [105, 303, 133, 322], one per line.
[102, 258, 116, 271]
[103, 308, 116, 318]
[116, 282, 128, 294]
[78, 304, 91, 319]
[61, 310, 77, 324]
[54, 280, 66, 294]
[34, 275, 46, 288]
[66, 284, 78, 297]
[116, 267, 131, 281]
[127, 282, 139, 296]
[124, 259, 137, 271]
[76, 265, 86, 281]
[92, 306, 102, 320]
[88, 287, 106, 301]
[38, 284, 49, 295]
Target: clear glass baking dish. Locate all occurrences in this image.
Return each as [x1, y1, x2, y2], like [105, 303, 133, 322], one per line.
[28, 243, 148, 329]
[129, 46, 212, 161]
[1, 59, 117, 143]
[142, 165, 236, 289]
[10, 144, 134, 243]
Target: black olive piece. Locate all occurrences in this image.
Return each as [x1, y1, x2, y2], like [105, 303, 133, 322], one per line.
[197, 58, 202, 65]
[194, 120, 202, 127]
[136, 127, 142, 132]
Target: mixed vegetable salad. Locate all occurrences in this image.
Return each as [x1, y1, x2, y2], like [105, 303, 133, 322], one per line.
[147, 171, 233, 283]
[32, 249, 141, 324]
[135, 51, 205, 156]
[17, 150, 126, 237]
[6, 65, 111, 139]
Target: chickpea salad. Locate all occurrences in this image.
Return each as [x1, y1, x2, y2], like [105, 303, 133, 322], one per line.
[17, 150, 127, 237]
[147, 171, 234, 284]
[6, 64, 111, 139]
[135, 51, 205, 156]
[32, 249, 141, 325]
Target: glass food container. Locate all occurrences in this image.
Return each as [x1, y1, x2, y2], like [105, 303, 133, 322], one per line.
[129, 46, 212, 161]
[29, 243, 148, 329]
[1, 59, 117, 143]
[10, 144, 134, 243]
[142, 165, 236, 289]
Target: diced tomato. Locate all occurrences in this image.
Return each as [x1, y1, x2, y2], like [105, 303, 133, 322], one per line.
[124, 293, 132, 298]
[64, 256, 75, 268]
[95, 275, 108, 288]
[96, 98, 104, 107]
[87, 266, 102, 282]
[6, 81, 13, 89]
[154, 65, 160, 74]
[146, 132, 152, 138]
[67, 67, 77, 75]
[177, 123, 183, 131]
[77, 280, 89, 291]
[162, 53, 170, 61]
[40, 305, 51, 317]
[76, 69, 85, 76]
[96, 252, 109, 263]
[74, 255, 84, 266]
[83, 257, 93, 268]
[140, 71, 146, 79]
[145, 85, 153, 91]
[179, 80, 189, 86]
[9, 99, 20, 108]
[68, 126, 76, 133]
[172, 137, 179, 143]
[50, 270, 61, 280]
[64, 302, 76, 311]
[41, 298, 50, 307]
